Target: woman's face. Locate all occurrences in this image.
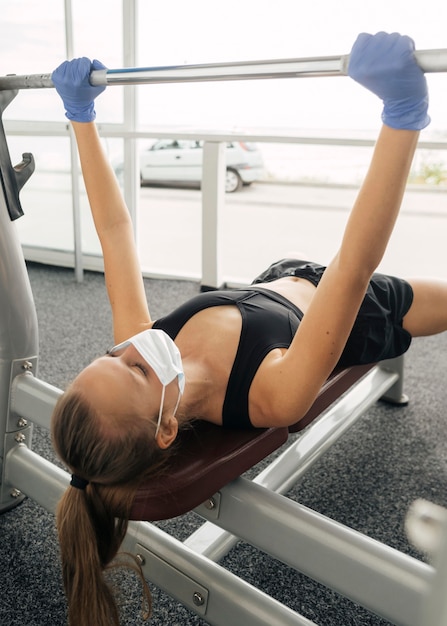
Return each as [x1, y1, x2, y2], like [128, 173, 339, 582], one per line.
[72, 343, 180, 432]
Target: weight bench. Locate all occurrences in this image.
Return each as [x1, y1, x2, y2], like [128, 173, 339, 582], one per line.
[1, 87, 447, 626]
[4, 355, 434, 626]
[131, 363, 378, 521]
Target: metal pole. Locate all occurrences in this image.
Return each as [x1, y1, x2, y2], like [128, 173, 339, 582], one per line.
[0, 49, 446, 91]
[64, 0, 84, 283]
[122, 0, 139, 237]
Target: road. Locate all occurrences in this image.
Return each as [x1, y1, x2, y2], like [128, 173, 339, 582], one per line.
[136, 182, 447, 283]
[17, 179, 447, 284]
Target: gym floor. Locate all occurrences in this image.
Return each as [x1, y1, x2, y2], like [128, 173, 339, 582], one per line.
[1, 262, 446, 626]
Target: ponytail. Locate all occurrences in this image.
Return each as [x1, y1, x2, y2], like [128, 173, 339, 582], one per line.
[57, 487, 124, 625]
[52, 386, 173, 625]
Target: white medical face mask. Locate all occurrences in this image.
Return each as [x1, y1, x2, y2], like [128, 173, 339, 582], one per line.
[110, 329, 185, 436]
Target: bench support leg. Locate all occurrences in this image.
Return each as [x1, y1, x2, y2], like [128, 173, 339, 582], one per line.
[379, 356, 409, 405]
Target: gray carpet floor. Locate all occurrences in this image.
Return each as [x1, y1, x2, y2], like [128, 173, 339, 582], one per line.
[1, 262, 447, 626]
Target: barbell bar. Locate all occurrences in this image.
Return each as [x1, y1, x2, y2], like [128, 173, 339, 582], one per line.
[0, 48, 446, 91]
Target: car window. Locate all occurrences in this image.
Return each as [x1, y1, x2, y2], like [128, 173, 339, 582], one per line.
[151, 140, 202, 151]
[151, 140, 179, 151]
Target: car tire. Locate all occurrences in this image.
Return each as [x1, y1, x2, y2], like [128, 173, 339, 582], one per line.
[225, 169, 243, 193]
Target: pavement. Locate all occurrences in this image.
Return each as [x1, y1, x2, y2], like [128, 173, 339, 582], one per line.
[135, 181, 447, 283]
[16, 178, 447, 284]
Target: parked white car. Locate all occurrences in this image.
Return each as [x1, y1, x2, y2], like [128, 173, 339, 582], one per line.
[119, 139, 264, 193]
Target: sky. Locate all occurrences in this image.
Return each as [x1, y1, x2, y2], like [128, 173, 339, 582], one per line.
[0, 0, 446, 132]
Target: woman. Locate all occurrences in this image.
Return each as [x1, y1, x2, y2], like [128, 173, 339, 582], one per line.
[51, 32, 446, 625]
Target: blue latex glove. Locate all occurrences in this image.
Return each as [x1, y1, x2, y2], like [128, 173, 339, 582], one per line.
[348, 32, 430, 130]
[52, 58, 107, 122]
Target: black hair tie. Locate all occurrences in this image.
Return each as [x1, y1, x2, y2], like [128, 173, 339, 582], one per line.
[70, 474, 89, 490]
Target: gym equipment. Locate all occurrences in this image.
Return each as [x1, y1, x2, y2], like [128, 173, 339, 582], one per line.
[0, 47, 446, 91]
[1, 47, 447, 626]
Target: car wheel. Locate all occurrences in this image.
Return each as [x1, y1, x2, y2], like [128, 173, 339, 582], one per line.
[225, 169, 242, 193]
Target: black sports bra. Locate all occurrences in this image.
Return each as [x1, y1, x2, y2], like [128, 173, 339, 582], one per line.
[153, 287, 304, 428]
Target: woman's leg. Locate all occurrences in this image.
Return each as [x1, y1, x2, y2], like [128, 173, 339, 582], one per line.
[403, 278, 447, 337]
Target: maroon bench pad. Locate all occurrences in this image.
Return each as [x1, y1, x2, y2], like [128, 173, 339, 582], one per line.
[289, 363, 376, 433]
[130, 422, 288, 521]
[130, 363, 376, 521]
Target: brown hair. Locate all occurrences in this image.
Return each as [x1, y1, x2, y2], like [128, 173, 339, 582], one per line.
[51, 386, 173, 625]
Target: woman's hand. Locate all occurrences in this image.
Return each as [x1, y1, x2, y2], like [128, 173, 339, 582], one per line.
[52, 57, 107, 122]
[348, 32, 430, 130]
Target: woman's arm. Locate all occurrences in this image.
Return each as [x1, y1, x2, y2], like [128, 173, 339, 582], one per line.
[251, 33, 429, 427]
[52, 59, 151, 343]
[252, 125, 419, 426]
[71, 121, 152, 342]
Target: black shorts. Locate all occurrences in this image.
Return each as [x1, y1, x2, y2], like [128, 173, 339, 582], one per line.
[251, 258, 414, 367]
